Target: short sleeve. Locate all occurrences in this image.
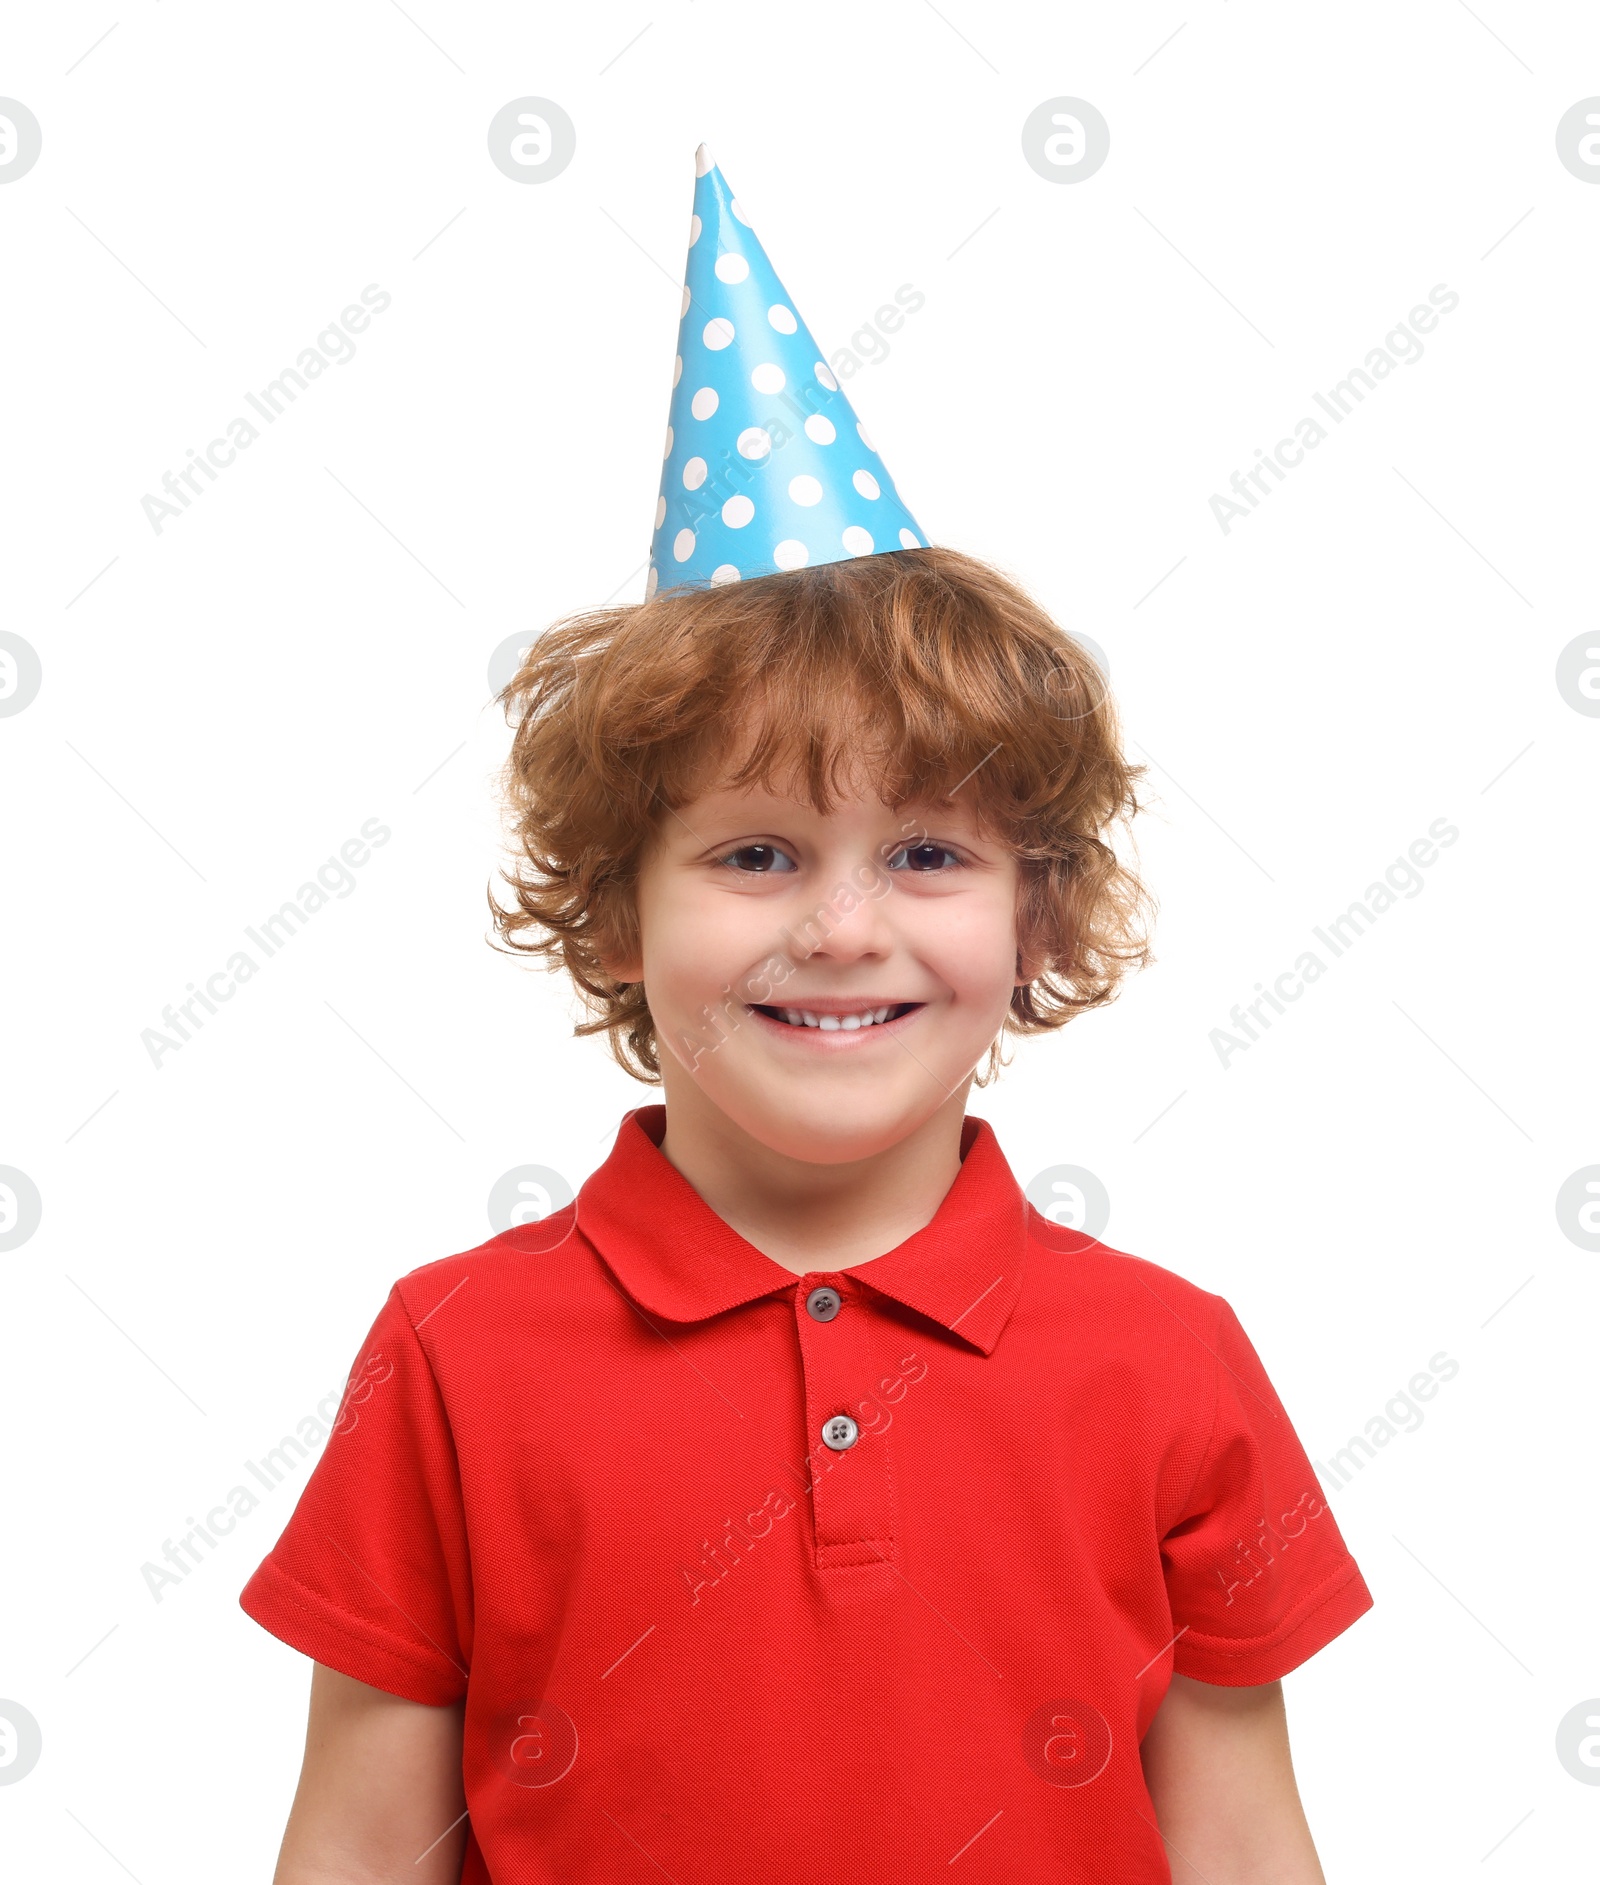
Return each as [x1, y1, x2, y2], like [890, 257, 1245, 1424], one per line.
[1161, 1297, 1373, 1685]
[239, 1285, 471, 1705]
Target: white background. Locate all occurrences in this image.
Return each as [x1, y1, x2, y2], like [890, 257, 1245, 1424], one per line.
[3, 2, 1597, 1877]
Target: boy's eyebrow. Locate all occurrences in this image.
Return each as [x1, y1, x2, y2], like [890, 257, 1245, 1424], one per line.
[648, 799, 727, 860]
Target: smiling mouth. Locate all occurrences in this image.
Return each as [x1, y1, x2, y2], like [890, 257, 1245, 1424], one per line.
[750, 1002, 922, 1031]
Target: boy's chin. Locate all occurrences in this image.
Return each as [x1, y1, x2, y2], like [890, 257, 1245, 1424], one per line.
[699, 1076, 961, 1167]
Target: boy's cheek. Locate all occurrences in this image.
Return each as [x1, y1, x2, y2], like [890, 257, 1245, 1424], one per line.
[743, 964, 774, 1003]
[727, 951, 800, 1008]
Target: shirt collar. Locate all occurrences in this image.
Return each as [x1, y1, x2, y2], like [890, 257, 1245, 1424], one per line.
[576, 1104, 1029, 1356]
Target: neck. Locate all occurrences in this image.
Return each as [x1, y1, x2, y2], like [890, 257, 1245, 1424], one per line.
[653, 1080, 973, 1276]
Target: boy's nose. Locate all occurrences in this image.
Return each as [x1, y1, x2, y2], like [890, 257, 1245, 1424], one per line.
[790, 876, 900, 961]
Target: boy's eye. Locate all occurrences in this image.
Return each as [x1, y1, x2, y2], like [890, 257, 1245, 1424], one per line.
[718, 843, 796, 874]
[888, 843, 963, 873]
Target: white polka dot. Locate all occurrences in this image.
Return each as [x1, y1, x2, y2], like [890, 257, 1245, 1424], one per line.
[688, 214, 702, 247]
[815, 361, 838, 391]
[672, 528, 696, 562]
[690, 386, 719, 420]
[736, 426, 772, 459]
[673, 353, 683, 387]
[663, 425, 673, 459]
[773, 539, 809, 569]
[788, 475, 823, 507]
[852, 470, 880, 500]
[804, 415, 836, 444]
[768, 304, 797, 333]
[857, 422, 876, 451]
[751, 362, 786, 394]
[680, 285, 690, 317]
[842, 526, 874, 556]
[715, 253, 749, 283]
[731, 197, 752, 225]
[695, 145, 714, 177]
[683, 457, 707, 490]
[722, 495, 755, 528]
[899, 529, 920, 549]
[646, 565, 660, 598]
[654, 495, 666, 528]
[703, 316, 735, 350]
[710, 564, 741, 585]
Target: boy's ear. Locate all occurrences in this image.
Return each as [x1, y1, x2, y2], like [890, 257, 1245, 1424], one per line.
[591, 916, 644, 987]
[597, 945, 644, 984]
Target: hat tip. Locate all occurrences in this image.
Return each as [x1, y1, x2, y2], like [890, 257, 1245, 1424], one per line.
[694, 142, 715, 176]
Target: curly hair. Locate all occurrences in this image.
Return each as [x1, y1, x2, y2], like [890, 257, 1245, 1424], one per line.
[489, 545, 1154, 1085]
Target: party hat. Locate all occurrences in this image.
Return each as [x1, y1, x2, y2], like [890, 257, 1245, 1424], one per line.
[647, 145, 926, 598]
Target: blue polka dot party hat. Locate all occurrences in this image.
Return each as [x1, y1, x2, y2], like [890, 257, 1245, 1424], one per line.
[647, 145, 926, 598]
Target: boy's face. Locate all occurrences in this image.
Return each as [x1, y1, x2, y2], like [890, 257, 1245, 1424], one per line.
[610, 753, 1034, 1165]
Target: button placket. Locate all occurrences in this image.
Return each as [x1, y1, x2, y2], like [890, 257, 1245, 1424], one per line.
[793, 1277, 898, 1574]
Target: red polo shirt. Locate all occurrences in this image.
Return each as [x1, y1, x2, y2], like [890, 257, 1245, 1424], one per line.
[241, 1104, 1371, 1882]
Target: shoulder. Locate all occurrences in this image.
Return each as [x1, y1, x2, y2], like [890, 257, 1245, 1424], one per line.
[1025, 1219, 1227, 1336]
[1020, 1218, 1234, 1400]
[380, 1205, 598, 1338]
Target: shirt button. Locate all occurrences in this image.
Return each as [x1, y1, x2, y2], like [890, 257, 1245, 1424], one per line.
[805, 1285, 841, 1322]
[821, 1413, 859, 1451]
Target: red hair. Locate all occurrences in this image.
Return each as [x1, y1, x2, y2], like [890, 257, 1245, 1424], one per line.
[490, 546, 1153, 1084]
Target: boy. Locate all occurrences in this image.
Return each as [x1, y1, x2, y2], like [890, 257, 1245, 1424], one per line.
[241, 149, 1371, 1883]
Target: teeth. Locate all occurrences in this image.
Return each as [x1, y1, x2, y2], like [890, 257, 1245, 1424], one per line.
[775, 1004, 898, 1029]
